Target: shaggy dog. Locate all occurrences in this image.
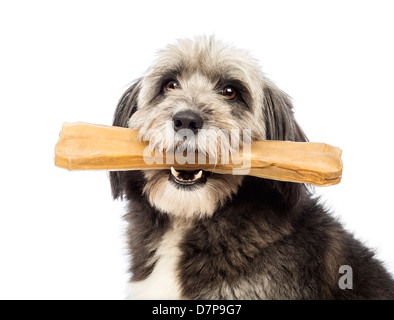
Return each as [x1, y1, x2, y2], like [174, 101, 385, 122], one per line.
[110, 37, 394, 299]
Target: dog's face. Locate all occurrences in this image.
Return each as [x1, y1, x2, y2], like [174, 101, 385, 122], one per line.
[112, 37, 307, 218]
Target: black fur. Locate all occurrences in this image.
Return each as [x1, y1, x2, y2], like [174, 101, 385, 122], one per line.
[115, 169, 394, 299]
[179, 177, 394, 299]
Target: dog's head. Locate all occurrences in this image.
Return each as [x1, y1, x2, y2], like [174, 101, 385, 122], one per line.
[111, 36, 307, 218]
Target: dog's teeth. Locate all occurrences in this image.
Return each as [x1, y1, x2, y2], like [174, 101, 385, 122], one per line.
[171, 167, 180, 177]
[194, 170, 203, 180]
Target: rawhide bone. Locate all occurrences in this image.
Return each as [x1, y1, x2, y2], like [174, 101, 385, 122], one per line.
[54, 122, 343, 186]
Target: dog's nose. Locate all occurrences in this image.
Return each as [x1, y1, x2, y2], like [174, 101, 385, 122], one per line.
[172, 110, 204, 133]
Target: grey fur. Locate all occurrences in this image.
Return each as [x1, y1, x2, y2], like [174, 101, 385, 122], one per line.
[110, 36, 394, 299]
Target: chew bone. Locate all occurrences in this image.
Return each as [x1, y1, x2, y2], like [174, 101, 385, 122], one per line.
[54, 122, 343, 186]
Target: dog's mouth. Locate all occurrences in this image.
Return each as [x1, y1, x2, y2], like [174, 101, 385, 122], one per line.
[169, 167, 208, 187]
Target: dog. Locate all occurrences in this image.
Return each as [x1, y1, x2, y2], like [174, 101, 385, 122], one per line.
[110, 36, 394, 299]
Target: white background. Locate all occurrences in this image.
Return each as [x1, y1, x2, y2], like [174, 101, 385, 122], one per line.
[1, 0, 393, 300]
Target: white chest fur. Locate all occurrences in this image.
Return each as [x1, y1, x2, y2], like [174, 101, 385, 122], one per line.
[127, 219, 190, 300]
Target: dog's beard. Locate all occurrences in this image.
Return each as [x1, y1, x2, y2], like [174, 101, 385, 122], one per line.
[132, 122, 246, 218]
[143, 170, 243, 218]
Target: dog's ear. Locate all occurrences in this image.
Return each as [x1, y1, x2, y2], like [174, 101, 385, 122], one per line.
[262, 80, 309, 207]
[113, 79, 142, 128]
[110, 79, 142, 200]
[262, 80, 308, 142]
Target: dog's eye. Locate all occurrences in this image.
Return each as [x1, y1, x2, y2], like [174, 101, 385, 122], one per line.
[222, 87, 237, 100]
[164, 80, 180, 91]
